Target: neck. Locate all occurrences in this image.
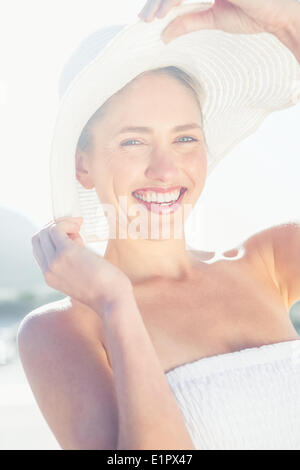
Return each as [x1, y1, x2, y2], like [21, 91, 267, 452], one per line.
[104, 237, 195, 285]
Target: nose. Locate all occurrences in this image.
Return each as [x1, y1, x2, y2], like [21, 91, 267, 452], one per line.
[144, 148, 179, 182]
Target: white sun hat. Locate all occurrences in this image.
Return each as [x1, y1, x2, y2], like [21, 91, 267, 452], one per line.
[49, 1, 300, 245]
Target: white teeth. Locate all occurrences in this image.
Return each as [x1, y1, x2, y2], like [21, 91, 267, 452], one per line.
[133, 189, 183, 203]
[151, 192, 158, 202]
[170, 191, 179, 201]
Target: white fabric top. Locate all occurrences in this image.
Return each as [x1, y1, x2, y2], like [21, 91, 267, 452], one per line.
[165, 339, 300, 450]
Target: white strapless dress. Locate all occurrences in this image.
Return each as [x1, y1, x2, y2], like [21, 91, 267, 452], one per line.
[165, 339, 300, 450]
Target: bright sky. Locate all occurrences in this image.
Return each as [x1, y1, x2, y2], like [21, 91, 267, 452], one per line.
[0, 0, 299, 252]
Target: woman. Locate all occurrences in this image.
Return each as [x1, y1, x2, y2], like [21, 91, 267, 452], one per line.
[18, 0, 300, 450]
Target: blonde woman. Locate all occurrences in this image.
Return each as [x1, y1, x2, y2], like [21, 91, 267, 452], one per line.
[18, 0, 300, 450]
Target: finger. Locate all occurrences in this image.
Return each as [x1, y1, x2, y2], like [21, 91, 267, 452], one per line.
[39, 228, 57, 267]
[138, 0, 162, 21]
[138, 0, 156, 18]
[31, 235, 48, 273]
[156, 0, 183, 19]
[48, 221, 79, 252]
[162, 8, 215, 43]
[138, 0, 150, 17]
[55, 218, 84, 249]
[68, 231, 85, 247]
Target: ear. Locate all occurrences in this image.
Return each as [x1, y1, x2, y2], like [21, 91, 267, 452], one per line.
[75, 149, 95, 190]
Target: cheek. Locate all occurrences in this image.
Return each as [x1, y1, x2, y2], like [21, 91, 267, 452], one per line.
[185, 151, 207, 196]
[199, 151, 207, 176]
[110, 151, 145, 183]
[88, 155, 114, 204]
[92, 151, 143, 201]
[186, 148, 207, 175]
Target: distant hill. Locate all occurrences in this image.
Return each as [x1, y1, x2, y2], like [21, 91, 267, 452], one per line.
[0, 207, 49, 296]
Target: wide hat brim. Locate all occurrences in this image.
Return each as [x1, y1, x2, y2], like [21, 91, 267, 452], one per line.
[49, 2, 300, 244]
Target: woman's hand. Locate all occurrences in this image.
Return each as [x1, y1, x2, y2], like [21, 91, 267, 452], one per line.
[31, 217, 132, 316]
[138, 0, 300, 44]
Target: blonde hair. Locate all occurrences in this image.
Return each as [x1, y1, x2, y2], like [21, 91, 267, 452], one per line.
[76, 66, 206, 153]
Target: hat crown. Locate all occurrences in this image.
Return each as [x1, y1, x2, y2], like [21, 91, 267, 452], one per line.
[58, 24, 125, 99]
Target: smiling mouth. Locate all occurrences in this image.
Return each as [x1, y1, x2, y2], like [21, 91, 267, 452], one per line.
[132, 187, 186, 204]
[131, 187, 187, 214]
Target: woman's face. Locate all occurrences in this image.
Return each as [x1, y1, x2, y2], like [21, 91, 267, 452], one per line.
[78, 72, 207, 239]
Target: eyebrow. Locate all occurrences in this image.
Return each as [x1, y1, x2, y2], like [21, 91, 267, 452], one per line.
[115, 123, 202, 136]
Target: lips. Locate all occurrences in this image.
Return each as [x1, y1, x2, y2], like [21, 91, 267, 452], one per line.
[132, 185, 185, 194]
[131, 187, 187, 214]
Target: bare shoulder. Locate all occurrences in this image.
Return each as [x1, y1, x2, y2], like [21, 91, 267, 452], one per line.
[190, 227, 279, 288]
[17, 297, 70, 354]
[18, 296, 71, 329]
[17, 295, 110, 385]
[17, 297, 117, 450]
[239, 226, 280, 286]
[247, 222, 300, 309]
[17, 295, 111, 380]
[217, 226, 289, 304]
[17, 296, 105, 347]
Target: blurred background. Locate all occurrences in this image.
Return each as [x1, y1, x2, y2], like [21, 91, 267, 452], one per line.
[0, 0, 300, 450]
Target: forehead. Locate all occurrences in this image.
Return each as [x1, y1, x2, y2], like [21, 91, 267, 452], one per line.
[96, 72, 202, 132]
[118, 72, 199, 107]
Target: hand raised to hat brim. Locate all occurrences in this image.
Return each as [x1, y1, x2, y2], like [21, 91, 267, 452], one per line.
[138, 0, 299, 45]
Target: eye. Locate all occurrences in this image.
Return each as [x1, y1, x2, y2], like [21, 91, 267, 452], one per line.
[176, 136, 198, 144]
[121, 136, 198, 146]
[121, 139, 142, 146]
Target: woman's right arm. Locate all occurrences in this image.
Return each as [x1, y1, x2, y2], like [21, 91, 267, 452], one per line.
[101, 292, 195, 450]
[24, 217, 195, 449]
[18, 293, 195, 450]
